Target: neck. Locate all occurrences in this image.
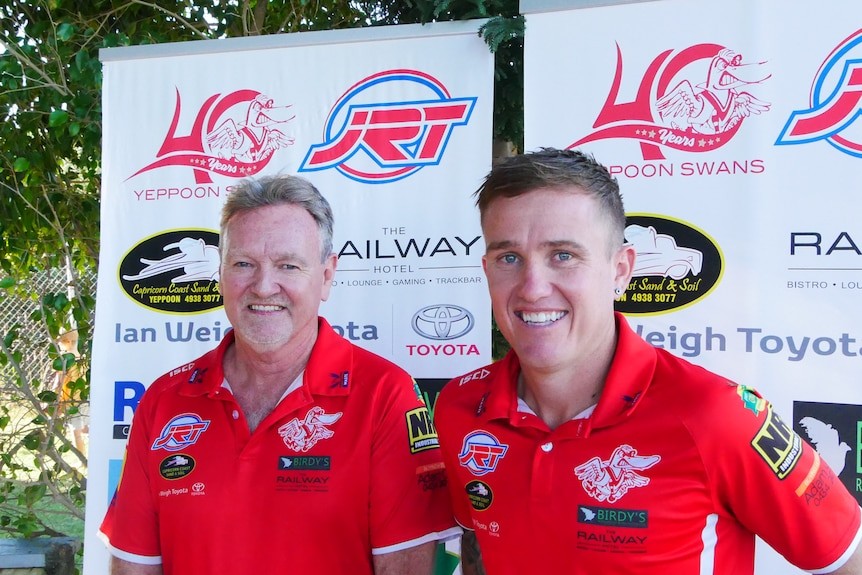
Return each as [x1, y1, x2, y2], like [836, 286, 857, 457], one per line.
[517, 327, 618, 430]
[518, 370, 603, 430]
[223, 335, 315, 432]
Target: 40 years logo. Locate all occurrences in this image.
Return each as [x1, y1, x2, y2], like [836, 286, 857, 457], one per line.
[299, 69, 476, 183]
[571, 44, 771, 160]
[129, 90, 295, 184]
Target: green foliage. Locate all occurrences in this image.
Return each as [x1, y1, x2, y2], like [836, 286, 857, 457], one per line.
[0, 271, 89, 540]
[480, 15, 524, 149]
[0, 0, 524, 543]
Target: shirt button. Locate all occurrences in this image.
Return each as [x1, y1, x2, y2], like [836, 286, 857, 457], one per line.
[541, 442, 553, 452]
[232, 410, 240, 420]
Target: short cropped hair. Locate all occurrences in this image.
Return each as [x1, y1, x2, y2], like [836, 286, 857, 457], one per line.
[220, 174, 334, 262]
[474, 148, 626, 249]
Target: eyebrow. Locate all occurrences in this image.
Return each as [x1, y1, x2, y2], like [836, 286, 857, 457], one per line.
[485, 239, 586, 252]
[227, 250, 311, 266]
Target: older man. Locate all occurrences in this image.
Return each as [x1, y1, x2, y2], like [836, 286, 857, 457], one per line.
[435, 148, 862, 575]
[100, 174, 458, 574]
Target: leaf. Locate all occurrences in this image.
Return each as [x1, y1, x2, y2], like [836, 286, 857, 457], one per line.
[49, 110, 69, 127]
[57, 22, 75, 41]
[51, 292, 69, 310]
[479, 15, 525, 52]
[51, 354, 76, 371]
[0, 277, 14, 289]
[13, 157, 30, 172]
[22, 432, 41, 451]
[3, 329, 17, 348]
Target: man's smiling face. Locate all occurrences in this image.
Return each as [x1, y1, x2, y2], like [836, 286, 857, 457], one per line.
[481, 186, 633, 376]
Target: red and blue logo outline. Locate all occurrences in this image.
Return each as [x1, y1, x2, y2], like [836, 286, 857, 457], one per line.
[458, 430, 509, 476]
[299, 69, 476, 183]
[151, 413, 211, 452]
[775, 30, 862, 157]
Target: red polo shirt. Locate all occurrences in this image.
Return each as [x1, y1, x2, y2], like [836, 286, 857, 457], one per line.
[101, 318, 458, 574]
[435, 314, 861, 574]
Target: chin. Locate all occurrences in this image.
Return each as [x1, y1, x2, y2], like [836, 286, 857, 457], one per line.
[513, 345, 565, 369]
[237, 328, 292, 348]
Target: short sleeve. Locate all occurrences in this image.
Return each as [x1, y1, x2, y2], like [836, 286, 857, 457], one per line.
[701, 385, 861, 572]
[368, 372, 459, 552]
[98, 385, 162, 563]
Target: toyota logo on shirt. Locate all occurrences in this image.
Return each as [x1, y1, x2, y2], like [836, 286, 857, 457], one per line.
[411, 304, 474, 340]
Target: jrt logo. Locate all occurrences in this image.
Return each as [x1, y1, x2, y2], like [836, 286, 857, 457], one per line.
[299, 69, 475, 183]
[151, 413, 210, 452]
[458, 431, 508, 476]
[776, 30, 862, 158]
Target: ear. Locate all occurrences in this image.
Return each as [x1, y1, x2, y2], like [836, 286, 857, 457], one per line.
[320, 254, 338, 302]
[613, 243, 636, 291]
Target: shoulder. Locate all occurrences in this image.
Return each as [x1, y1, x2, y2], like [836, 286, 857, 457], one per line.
[312, 318, 412, 385]
[642, 348, 777, 440]
[651, 347, 739, 404]
[440, 362, 498, 398]
[347, 340, 412, 380]
[649, 348, 782, 449]
[437, 357, 511, 414]
[142, 343, 223, 400]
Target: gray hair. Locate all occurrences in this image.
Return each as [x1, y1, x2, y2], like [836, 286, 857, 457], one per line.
[220, 174, 334, 262]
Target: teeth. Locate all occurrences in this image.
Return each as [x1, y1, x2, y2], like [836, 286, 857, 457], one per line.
[249, 304, 283, 312]
[520, 311, 565, 324]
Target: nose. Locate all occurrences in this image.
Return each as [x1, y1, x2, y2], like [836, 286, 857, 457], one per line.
[250, 266, 280, 298]
[516, 260, 553, 302]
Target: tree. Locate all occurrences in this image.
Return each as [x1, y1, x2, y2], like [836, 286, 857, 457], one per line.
[0, 0, 521, 542]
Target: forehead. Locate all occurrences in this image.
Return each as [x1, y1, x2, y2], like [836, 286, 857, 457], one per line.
[481, 187, 601, 227]
[481, 187, 616, 248]
[223, 204, 320, 250]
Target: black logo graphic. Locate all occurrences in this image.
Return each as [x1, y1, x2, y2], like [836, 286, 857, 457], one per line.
[616, 214, 722, 315]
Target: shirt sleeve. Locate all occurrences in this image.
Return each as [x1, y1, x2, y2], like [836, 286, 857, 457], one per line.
[701, 384, 861, 572]
[98, 384, 163, 564]
[368, 372, 459, 553]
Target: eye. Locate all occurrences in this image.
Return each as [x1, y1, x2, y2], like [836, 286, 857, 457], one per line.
[233, 261, 252, 268]
[555, 252, 573, 262]
[500, 253, 519, 264]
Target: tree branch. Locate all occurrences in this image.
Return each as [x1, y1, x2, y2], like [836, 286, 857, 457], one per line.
[129, 0, 211, 39]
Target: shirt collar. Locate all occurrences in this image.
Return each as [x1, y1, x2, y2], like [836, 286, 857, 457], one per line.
[303, 317, 353, 397]
[482, 313, 657, 431]
[179, 318, 354, 399]
[590, 313, 657, 429]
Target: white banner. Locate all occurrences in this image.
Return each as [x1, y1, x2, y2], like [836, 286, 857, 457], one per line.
[87, 22, 493, 573]
[523, 0, 861, 572]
